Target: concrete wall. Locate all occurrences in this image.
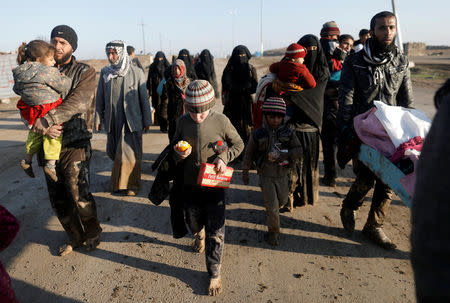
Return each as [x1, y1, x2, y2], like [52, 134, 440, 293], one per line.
[404, 42, 426, 56]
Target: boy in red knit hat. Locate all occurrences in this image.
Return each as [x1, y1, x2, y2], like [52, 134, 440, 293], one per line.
[269, 43, 316, 94]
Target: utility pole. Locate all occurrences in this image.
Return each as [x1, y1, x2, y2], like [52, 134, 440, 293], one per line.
[391, 0, 404, 53]
[159, 33, 163, 52]
[232, 10, 236, 48]
[227, 9, 236, 50]
[139, 20, 146, 54]
[261, 0, 264, 57]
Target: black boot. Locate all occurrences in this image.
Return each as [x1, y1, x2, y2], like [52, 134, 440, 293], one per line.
[322, 175, 336, 187]
[340, 207, 356, 233]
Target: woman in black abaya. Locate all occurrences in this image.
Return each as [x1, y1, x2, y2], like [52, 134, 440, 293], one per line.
[221, 45, 258, 145]
[284, 34, 330, 207]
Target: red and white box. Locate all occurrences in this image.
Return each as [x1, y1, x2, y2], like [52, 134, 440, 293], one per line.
[197, 163, 234, 189]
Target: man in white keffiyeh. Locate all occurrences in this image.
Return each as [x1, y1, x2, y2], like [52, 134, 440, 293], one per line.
[103, 40, 131, 82]
[95, 40, 152, 196]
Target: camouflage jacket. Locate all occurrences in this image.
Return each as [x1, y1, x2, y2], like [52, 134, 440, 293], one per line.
[13, 62, 71, 106]
[43, 57, 97, 147]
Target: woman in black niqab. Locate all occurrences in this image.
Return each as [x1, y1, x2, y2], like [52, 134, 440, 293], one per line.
[147, 51, 171, 131]
[283, 34, 330, 207]
[195, 49, 219, 97]
[221, 45, 258, 145]
[177, 49, 197, 80]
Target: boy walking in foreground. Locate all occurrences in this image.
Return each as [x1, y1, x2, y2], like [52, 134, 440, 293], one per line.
[172, 80, 244, 296]
[242, 97, 301, 245]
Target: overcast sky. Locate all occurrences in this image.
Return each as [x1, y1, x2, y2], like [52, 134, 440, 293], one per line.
[1, 0, 448, 60]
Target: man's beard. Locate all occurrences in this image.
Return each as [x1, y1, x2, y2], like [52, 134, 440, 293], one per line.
[371, 37, 396, 55]
[55, 50, 73, 65]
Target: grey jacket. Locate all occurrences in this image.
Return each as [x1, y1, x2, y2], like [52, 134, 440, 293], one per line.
[337, 42, 414, 130]
[95, 64, 152, 132]
[13, 61, 71, 106]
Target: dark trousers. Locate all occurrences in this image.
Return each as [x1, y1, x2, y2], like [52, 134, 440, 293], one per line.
[289, 128, 320, 206]
[322, 87, 339, 180]
[342, 159, 394, 227]
[184, 185, 225, 278]
[169, 180, 188, 238]
[44, 144, 102, 246]
[321, 116, 337, 180]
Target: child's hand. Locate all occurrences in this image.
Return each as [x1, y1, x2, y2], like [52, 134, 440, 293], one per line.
[213, 157, 226, 175]
[242, 171, 249, 185]
[173, 144, 191, 159]
[277, 152, 289, 163]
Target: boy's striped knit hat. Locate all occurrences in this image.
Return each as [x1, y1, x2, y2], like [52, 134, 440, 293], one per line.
[285, 43, 307, 59]
[185, 80, 216, 113]
[262, 97, 286, 115]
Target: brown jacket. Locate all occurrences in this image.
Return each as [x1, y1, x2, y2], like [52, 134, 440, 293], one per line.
[43, 56, 96, 147]
[172, 111, 244, 186]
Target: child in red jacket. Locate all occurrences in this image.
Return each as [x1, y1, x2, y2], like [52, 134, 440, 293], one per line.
[269, 43, 316, 94]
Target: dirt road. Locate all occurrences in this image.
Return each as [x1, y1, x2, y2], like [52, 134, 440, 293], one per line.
[0, 58, 440, 302]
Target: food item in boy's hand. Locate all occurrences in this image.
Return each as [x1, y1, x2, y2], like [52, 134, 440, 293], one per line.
[176, 140, 191, 152]
[268, 148, 280, 162]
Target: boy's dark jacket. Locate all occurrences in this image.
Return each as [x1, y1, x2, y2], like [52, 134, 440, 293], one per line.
[243, 119, 302, 177]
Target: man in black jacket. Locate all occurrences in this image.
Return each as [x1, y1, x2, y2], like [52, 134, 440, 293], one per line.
[337, 11, 414, 249]
[32, 25, 102, 256]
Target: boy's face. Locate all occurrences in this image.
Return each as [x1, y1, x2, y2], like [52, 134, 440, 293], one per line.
[339, 38, 354, 52]
[189, 110, 210, 124]
[266, 114, 284, 129]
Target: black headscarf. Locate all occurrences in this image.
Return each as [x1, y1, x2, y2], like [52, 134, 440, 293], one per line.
[195, 49, 219, 97]
[298, 35, 330, 83]
[195, 49, 215, 80]
[150, 51, 170, 78]
[177, 49, 197, 80]
[230, 45, 251, 65]
[223, 45, 254, 92]
[284, 34, 330, 129]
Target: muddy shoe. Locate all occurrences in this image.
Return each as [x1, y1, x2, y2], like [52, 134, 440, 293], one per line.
[208, 276, 222, 296]
[193, 229, 205, 253]
[59, 244, 74, 257]
[44, 164, 58, 182]
[264, 232, 280, 246]
[340, 207, 356, 233]
[126, 189, 137, 196]
[20, 159, 35, 178]
[85, 235, 100, 251]
[362, 225, 397, 250]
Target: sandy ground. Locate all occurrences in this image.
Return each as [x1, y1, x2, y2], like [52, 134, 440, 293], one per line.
[0, 56, 443, 303]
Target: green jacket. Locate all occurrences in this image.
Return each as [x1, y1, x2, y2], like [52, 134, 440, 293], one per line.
[172, 111, 244, 186]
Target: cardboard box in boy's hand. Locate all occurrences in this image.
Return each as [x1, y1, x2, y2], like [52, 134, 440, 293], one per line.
[197, 163, 234, 188]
